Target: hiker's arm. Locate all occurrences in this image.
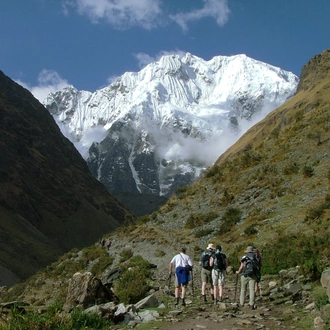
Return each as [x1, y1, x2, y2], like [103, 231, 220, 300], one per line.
[209, 257, 214, 267]
[236, 262, 244, 274]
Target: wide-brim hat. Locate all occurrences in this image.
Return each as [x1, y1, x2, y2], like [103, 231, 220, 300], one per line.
[207, 243, 215, 250]
[245, 246, 254, 253]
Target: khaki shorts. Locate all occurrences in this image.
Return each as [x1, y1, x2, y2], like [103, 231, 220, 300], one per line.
[201, 267, 212, 283]
[212, 269, 226, 286]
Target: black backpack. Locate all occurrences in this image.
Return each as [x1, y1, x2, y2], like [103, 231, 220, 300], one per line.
[201, 250, 213, 269]
[243, 252, 261, 279]
[213, 252, 226, 271]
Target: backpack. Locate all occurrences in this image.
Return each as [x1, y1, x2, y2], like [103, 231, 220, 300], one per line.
[201, 250, 213, 269]
[243, 252, 261, 280]
[213, 252, 226, 271]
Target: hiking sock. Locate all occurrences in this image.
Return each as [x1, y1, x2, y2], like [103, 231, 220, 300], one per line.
[175, 297, 180, 305]
[219, 296, 223, 302]
[214, 298, 218, 305]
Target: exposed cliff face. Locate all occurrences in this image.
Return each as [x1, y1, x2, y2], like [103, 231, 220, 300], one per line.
[0, 71, 134, 285]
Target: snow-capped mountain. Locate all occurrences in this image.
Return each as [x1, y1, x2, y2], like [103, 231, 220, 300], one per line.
[43, 53, 299, 214]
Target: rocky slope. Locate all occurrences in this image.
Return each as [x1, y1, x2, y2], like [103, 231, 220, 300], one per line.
[0, 71, 134, 286]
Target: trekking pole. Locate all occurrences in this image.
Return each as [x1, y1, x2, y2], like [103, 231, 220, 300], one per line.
[234, 273, 238, 303]
[258, 281, 262, 299]
[191, 269, 195, 298]
[167, 273, 172, 308]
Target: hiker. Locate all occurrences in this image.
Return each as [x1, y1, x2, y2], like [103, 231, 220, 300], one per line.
[209, 244, 228, 303]
[100, 238, 105, 247]
[105, 238, 112, 250]
[236, 246, 260, 310]
[253, 247, 262, 295]
[169, 247, 193, 306]
[199, 243, 215, 302]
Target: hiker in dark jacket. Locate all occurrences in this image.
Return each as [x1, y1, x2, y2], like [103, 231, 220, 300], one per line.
[169, 247, 193, 306]
[210, 244, 228, 303]
[199, 243, 215, 302]
[236, 246, 258, 309]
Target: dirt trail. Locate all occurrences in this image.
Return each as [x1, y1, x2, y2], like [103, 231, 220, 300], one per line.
[156, 275, 306, 330]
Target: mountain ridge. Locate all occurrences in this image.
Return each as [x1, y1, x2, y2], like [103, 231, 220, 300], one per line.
[0, 71, 134, 285]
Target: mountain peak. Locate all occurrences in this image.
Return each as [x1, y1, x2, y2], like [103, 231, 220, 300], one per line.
[43, 53, 299, 214]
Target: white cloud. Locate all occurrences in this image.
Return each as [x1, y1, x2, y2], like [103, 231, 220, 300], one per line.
[134, 49, 186, 69]
[63, 0, 163, 30]
[170, 0, 230, 31]
[16, 70, 70, 102]
[62, 0, 230, 31]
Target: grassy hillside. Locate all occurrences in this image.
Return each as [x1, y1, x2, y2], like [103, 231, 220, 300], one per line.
[120, 49, 330, 278]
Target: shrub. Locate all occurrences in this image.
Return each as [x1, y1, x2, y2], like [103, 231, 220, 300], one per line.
[195, 228, 213, 238]
[261, 233, 330, 279]
[114, 255, 151, 304]
[303, 165, 314, 177]
[282, 162, 299, 175]
[244, 224, 258, 236]
[185, 212, 218, 229]
[220, 207, 242, 233]
[1, 303, 113, 330]
[119, 248, 134, 263]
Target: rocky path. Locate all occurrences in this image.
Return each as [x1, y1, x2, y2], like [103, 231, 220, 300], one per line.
[145, 270, 321, 330]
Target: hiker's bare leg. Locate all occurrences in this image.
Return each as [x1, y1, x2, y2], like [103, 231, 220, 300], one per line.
[213, 285, 218, 299]
[201, 281, 207, 295]
[219, 285, 223, 298]
[175, 287, 179, 298]
[181, 286, 186, 299]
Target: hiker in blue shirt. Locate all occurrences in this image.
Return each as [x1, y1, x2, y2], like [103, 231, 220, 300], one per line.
[169, 247, 193, 306]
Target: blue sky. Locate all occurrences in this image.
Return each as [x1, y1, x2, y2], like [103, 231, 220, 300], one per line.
[1, 0, 330, 101]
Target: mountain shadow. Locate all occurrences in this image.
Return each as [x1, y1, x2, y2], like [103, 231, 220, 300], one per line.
[0, 71, 135, 286]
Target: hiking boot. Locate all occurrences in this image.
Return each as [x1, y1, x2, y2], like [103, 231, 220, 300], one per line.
[202, 295, 207, 302]
[182, 299, 186, 306]
[175, 297, 180, 305]
[214, 299, 218, 305]
[219, 296, 223, 302]
[250, 304, 257, 310]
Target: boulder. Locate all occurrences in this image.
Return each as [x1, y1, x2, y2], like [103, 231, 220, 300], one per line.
[134, 294, 159, 310]
[64, 272, 118, 312]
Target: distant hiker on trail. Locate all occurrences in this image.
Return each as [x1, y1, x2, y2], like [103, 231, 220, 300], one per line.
[253, 247, 262, 295]
[236, 246, 261, 310]
[199, 243, 215, 302]
[209, 244, 228, 304]
[100, 238, 105, 247]
[169, 247, 193, 306]
[105, 238, 112, 250]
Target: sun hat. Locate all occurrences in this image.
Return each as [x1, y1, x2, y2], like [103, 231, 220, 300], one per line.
[245, 246, 254, 253]
[207, 243, 215, 250]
